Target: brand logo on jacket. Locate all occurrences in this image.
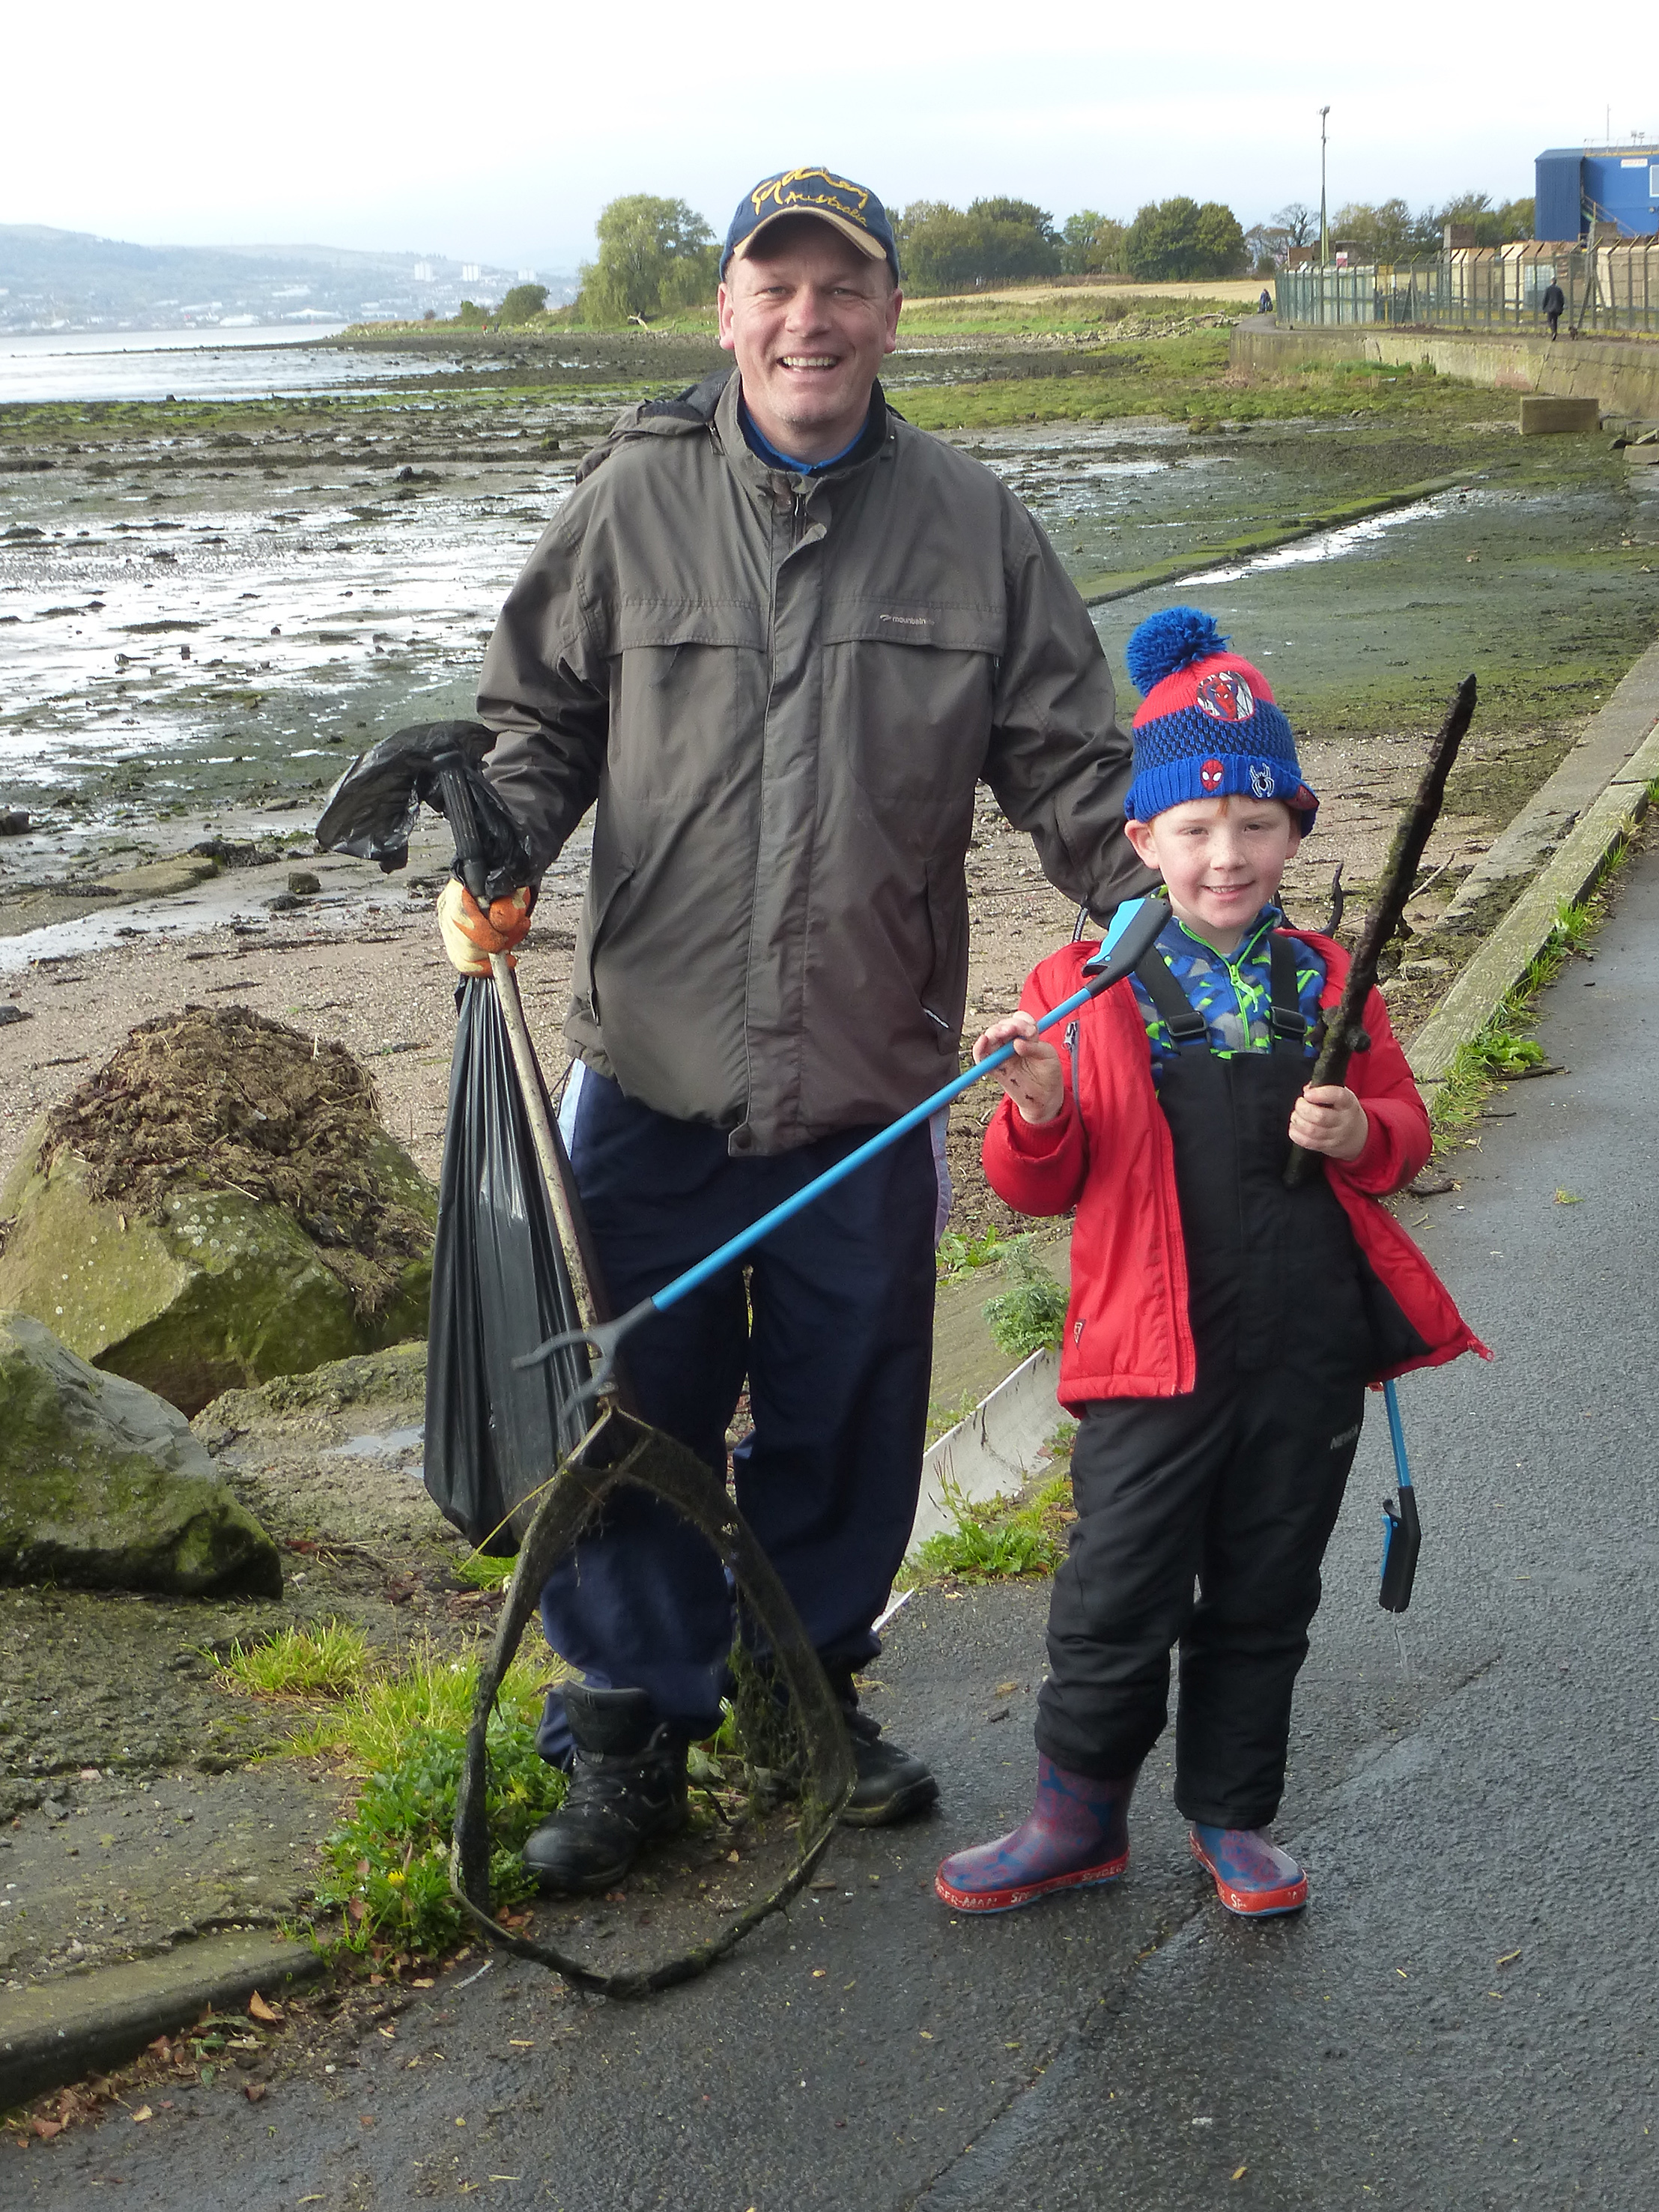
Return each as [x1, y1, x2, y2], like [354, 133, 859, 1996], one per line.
[1195, 669, 1255, 723]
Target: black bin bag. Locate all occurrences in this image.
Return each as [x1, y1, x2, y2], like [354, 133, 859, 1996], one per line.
[425, 978, 596, 1554]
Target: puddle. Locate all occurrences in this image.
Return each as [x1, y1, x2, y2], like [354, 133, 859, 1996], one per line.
[1183, 493, 1448, 583]
[324, 1424, 425, 1461]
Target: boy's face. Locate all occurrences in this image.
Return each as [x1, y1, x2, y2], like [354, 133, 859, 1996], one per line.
[1124, 796, 1302, 953]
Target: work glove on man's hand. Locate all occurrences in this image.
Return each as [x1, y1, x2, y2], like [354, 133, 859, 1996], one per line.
[437, 879, 535, 975]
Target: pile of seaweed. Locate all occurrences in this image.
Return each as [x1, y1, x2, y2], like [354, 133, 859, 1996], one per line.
[39, 1005, 432, 1315]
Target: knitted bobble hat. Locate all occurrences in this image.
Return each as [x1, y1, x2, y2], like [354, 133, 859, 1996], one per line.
[1122, 607, 1317, 831]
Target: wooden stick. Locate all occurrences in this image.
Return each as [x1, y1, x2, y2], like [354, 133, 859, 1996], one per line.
[488, 951, 602, 1336]
[1285, 674, 1478, 1187]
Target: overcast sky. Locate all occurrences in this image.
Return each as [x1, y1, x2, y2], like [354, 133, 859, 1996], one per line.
[6, 0, 1655, 270]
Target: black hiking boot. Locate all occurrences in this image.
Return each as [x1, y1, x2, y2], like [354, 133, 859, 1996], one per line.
[838, 1694, 940, 1828]
[734, 1661, 940, 1827]
[521, 1685, 688, 1896]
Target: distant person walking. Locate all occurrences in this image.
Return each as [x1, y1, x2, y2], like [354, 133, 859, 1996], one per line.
[1258, 287, 1273, 315]
[1541, 279, 1566, 340]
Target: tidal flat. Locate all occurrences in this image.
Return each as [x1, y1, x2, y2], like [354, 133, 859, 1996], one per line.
[2, 325, 1655, 1166]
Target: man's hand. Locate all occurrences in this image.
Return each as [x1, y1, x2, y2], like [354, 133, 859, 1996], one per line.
[1289, 1082, 1368, 1163]
[972, 1012, 1065, 1126]
[437, 880, 535, 976]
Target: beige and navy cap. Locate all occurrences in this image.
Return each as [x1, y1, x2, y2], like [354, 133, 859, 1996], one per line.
[721, 168, 900, 282]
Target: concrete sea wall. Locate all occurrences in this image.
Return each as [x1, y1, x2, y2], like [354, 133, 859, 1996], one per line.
[1232, 320, 1659, 422]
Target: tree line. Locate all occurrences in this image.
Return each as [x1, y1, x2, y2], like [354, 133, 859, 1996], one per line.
[556, 192, 1251, 323]
[1255, 191, 1535, 266]
[489, 184, 1538, 330]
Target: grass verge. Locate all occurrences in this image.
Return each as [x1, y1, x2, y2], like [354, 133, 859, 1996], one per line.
[895, 342, 1509, 434]
[212, 1625, 565, 1969]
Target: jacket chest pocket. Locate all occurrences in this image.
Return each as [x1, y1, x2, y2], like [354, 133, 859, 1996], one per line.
[819, 600, 1002, 816]
[605, 607, 768, 812]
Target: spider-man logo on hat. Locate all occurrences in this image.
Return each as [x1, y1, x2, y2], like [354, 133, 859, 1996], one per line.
[1195, 669, 1255, 722]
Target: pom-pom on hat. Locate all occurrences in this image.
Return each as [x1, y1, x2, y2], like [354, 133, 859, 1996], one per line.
[1122, 606, 1317, 831]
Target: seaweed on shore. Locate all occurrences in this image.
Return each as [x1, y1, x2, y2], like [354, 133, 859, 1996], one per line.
[37, 1005, 431, 1316]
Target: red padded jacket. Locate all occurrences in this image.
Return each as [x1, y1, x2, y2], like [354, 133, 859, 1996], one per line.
[982, 932, 1487, 1410]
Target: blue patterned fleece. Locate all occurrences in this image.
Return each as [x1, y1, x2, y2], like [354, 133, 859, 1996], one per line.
[1126, 906, 1327, 1085]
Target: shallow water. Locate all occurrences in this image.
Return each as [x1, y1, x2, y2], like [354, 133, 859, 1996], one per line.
[1, 481, 562, 799]
[0, 327, 462, 406]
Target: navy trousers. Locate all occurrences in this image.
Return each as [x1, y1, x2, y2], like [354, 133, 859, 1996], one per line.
[537, 1070, 938, 1748]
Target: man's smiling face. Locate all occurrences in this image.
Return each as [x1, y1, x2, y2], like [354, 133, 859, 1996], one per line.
[718, 215, 902, 464]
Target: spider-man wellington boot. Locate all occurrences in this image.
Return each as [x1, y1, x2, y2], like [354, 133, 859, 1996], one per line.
[1189, 1825, 1308, 1915]
[934, 1758, 1135, 1912]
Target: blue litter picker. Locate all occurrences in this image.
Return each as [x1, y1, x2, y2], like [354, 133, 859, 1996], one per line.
[1379, 1377, 1421, 1613]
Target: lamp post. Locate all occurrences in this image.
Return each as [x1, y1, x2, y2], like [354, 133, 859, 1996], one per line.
[1319, 105, 1331, 263]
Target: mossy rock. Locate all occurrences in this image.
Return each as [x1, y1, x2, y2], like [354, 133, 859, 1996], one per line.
[0, 1310, 282, 1596]
[0, 1142, 434, 1417]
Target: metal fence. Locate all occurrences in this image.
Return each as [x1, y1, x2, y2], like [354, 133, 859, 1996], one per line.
[1277, 248, 1659, 336]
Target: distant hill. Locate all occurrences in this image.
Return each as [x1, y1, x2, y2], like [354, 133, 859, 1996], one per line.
[0, 225, 577, 333]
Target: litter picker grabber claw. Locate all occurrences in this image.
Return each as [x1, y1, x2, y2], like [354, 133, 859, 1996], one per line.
[514, 890, 1173, 1422]
[1379, 1375, 1421, 1613]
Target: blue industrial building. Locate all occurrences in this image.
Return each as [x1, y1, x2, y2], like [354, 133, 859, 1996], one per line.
[1536, 146, 1659, 240]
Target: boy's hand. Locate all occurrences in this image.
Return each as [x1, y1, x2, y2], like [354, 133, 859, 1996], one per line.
[972, 1013, 1066, 1126]
[1290, 1082, 1368, 1163]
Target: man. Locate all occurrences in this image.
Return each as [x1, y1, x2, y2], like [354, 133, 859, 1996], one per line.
[438, 166, 1152, 1894]
[1541, 277, 1566, 341]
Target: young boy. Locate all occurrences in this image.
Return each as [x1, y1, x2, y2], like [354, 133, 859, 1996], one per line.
[935, 607, 1484, 1920]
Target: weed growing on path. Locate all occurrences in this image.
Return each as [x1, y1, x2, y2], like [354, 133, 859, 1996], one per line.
[937, 1225, 1009, 1282]
[212, 1632, 566, 1965]
[906, 1468, 1076, 1586]
[453, 1550, 517, 1591]
[210, 1619, 371, 1698]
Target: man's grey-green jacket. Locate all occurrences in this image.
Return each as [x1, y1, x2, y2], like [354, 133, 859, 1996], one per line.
[479, 369, 1151, 1157]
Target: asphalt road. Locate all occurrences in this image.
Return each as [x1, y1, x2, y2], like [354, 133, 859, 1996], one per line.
[21, 848, 1659, 2209]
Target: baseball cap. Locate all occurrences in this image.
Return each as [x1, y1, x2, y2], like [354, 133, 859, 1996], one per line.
[721, 168, 900, 282]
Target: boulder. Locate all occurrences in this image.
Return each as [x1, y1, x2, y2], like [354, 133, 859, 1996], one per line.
[0, 1311, 282, 1596]
[0, 1007, 437, 1415]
